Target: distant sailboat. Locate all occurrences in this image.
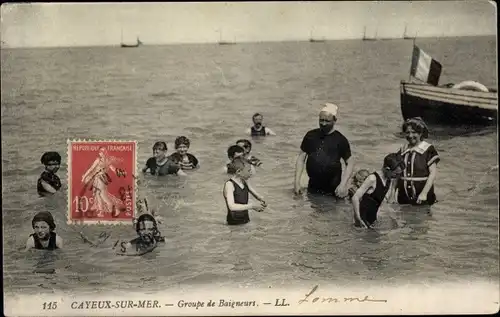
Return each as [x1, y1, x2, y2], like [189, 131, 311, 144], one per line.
[120, 29, 142, 48]
[403, 24, 415, 40]
[362, 26, 377, 41]
[218, 29, 235, 45]
[309, 30, 325, 43]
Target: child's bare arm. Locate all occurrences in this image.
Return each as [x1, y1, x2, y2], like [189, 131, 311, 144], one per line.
[176, 169, 187, 176]
[224, 182, 256, 211]
[40, 180, 58, 194]
[56, 235, 64, 249]
[25, 237, 35, 251]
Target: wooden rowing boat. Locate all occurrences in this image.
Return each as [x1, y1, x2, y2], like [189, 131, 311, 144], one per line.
[400, 80, 498, 125]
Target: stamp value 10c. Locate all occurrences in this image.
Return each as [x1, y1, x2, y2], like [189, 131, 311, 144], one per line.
[67, 140, 137, 225]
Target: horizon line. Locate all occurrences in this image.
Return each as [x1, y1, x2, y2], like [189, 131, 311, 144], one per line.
[1, 34, 496, 50]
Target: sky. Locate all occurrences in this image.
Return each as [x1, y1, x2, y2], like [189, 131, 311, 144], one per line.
[0, 1, 497, 48]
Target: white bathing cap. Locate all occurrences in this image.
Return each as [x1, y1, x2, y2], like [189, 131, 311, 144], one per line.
[320, 102, 338, 117]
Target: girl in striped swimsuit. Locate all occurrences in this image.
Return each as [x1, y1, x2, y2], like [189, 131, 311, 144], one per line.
[169, 136, 199, 171]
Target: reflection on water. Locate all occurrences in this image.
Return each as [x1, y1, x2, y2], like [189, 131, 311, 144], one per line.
[2, 36, 498, 294]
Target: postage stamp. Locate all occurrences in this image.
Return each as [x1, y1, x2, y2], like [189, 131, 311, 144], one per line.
[67, 140, 137, 225]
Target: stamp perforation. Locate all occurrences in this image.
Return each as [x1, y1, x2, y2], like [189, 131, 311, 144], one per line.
[67, 139, 138, 226]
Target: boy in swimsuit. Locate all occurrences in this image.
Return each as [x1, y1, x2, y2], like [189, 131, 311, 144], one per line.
[142, 141, 186, 176]
[351, 153, 404, 229]
[37, 151, 62, 196]
[223, 158, 267, 225]
[236, 139, 262, 169]
[168, 136, 199, 170]
[26, 211, 63, 250]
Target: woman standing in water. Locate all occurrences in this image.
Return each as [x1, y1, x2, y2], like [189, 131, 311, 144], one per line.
[395, 117, 440, 205]
[81, 147, 125, 217]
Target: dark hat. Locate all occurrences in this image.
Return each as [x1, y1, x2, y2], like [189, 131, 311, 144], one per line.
[383, 153, 405, 171]
[40, 152, 61, 165]
[32, 211, 56, 231]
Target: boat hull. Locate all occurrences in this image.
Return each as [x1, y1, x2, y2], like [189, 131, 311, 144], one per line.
[400, 81, 498, 126]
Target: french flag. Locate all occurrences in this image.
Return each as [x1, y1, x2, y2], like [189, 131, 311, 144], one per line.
[410, 45, 442, 86]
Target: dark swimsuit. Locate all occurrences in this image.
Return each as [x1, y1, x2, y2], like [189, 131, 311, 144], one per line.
[251, 126, 267, 137]
[145, 157, 180, 176]
[30, 232, 58, 250]
[359, 173, 391, 226]
[37, 171, 61, 196]
[225, 179, 250, 225]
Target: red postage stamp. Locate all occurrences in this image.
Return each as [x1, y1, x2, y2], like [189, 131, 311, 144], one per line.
[67, 140, 137, 225]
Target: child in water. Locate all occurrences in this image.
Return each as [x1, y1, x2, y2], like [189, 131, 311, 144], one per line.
[347, 169, 370, 200]
[37, 151, 62, 196]
[168, 136, 199, 170]
[114, 213, 164, 256]
[26, 211, 63, 250]
[142, 141, 186, 176]
[224, 145, 252, 174]
[351, 153, 404, 229]
[236, 139, 262, 168]
[223, 157, 267, 225]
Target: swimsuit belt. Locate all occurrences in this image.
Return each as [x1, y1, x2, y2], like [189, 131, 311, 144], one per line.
[401, 176, 428, 181]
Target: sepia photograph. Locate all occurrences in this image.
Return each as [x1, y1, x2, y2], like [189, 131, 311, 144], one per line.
[2, 1, 498, 316]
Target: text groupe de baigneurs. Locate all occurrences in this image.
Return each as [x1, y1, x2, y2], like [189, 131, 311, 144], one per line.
[70, 299, 257, 310]
[178, 299, 257, 309]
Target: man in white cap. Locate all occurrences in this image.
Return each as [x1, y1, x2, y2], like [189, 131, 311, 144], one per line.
[294, 103, 354, 198]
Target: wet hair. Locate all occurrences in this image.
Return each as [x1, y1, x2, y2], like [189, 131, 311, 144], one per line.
[32, 211, 56, 231]
[227, 145, 245, 159]
[152, 141, 167, 152]
[383, 153, 405, 171]
[252, 113, 263, 120]
[236, 139, 252, 151]
[227, 157, 247, 175]
[135, 213, 164, 242]
[174, 136, 190, 149]
[402, 117, 429, 139]
[40, 152, 61, 165]
[353, 169, 370, 184]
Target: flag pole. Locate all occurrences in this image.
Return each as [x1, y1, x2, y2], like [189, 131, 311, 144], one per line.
[408, 32, 417, 82]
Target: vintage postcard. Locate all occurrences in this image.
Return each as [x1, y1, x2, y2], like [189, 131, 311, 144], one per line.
[1, 1, 498, 316]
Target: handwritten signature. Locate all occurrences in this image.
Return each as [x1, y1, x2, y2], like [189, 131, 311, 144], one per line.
[298, 285, 387, 304]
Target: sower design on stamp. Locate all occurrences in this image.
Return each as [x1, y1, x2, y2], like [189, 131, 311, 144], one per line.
[68, 140, 137, 225]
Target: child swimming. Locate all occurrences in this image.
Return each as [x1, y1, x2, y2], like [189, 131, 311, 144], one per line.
[223, 157, 267, 225]
[236, 139, 262, 169]
[347, 169, 370, 200]
[26, 211, 63, 250]
[142, 141, 186, 176]
[114, 213, 164, 256]
[168, 136, 199, 170]
[37, 151, 62, 196]
[351, 153, 404, 229]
